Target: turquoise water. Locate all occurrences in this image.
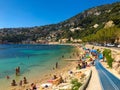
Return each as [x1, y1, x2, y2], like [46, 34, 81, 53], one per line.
[0, 44, 74, 89]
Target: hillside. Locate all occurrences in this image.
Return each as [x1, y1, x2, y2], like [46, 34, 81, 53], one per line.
[59, 2, 120, 38]
[0, 2, 120, 43]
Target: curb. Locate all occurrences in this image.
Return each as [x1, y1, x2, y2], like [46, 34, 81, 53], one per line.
[79, 70, 92, 90]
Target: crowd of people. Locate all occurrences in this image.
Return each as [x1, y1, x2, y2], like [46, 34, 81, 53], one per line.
[8, 61, 60, 90]
[39, 46, 97, 90]
[11, 77, 28, 86]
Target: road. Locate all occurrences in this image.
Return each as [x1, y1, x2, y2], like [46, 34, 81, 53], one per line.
[95, 60, 120, 90]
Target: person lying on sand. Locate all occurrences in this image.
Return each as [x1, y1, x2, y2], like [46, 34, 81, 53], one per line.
[47, 75, 63, 85]
[30, 83, 37, 90]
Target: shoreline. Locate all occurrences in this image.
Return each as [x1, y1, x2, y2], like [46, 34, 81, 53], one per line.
[5, 43, 119, 90]
[7, 44, 79, 90]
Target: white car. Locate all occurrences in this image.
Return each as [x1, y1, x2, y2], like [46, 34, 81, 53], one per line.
[106, 44, 115, 47]
[117, 45, 120, 48]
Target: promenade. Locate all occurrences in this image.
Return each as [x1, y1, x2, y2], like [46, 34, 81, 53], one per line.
[86, 66, 102, 90]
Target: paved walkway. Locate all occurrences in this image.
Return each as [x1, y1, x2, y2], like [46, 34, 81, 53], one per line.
[86, 66, 102, 90]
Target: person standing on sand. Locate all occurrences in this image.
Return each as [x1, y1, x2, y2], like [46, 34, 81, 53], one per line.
[19, 80, 22, 86]
[23, 77, 27, 84]
[11, 80, 17, 86]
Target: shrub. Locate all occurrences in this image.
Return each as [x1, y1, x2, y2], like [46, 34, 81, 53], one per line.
[102, 49, 114, 68]
[71, 78, 82, 90]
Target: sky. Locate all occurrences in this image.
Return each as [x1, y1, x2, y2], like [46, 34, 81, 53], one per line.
[0, 0, 119, 28]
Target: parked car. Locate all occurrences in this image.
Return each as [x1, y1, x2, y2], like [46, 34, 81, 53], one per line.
[106, 43, 115, 47]
[117, 44, 120, 48]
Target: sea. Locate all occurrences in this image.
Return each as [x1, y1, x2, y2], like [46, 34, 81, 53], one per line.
[0, 44, 75, 90]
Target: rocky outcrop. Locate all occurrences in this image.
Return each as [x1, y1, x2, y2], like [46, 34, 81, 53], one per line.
[104, 20, 114, 28]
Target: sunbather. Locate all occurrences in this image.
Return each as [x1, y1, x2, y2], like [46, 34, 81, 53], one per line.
[23, 77, 27, 84]
[53, 75, 57, 80]
[11, 79, 17, 86]
[48, 75, 62, 85]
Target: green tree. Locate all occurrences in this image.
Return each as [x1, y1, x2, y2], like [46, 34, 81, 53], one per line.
[102, 49, 113, 68]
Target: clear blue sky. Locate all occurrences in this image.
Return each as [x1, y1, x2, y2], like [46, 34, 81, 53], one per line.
[0, 0, 119, 28]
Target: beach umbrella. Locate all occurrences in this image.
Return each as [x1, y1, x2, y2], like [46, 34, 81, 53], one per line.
[98, 53, 103, 59]
[90, 49, 97, 53]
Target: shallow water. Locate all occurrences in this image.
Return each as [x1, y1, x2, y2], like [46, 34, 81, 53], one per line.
[0, 44, 75, 90]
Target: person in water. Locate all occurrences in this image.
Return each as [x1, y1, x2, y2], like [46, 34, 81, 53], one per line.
[62, 55, 64, 58]
[18, 66, 20, 74]
[15, 66, 20, 76]
[6, 75, 10, 79]
[15, 68, 18, 76]
[56, 62, 58, 69]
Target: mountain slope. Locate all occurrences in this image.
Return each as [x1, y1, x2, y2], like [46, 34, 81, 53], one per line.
[59, 2, 120, 38]
[0, 2, 120, 43]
